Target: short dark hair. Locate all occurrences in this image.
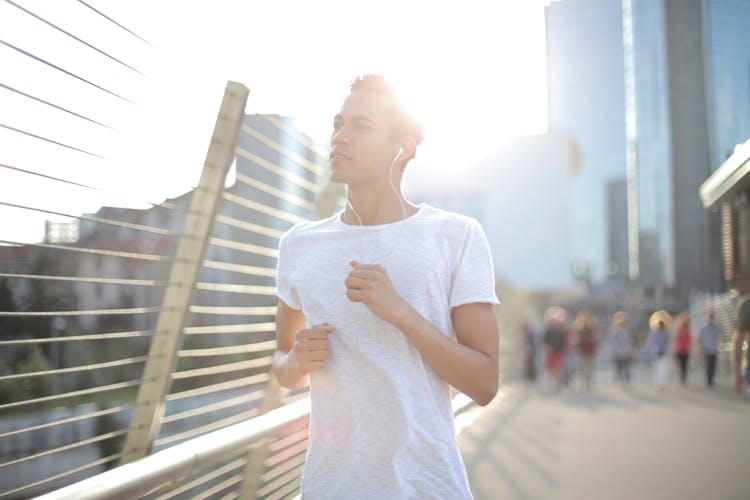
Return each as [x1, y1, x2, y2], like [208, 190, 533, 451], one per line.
[349, 74, 424, 146]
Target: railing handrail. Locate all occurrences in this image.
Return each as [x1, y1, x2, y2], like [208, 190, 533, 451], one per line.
[35, 398, 311, 500]
[36, 392, 477, 499]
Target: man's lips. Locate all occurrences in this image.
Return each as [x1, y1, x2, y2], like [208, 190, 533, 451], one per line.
[329, 151, 351, 161]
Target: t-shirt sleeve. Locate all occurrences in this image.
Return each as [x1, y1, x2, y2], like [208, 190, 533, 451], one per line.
[449, 219, 500, 308]
[275, 228, 302, 310]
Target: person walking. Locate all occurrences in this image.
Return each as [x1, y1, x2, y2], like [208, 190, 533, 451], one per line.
[699, 310, 722, 387]
[543, 307, 568, 391]
[648, 319, 671, 390]
[272, 74, 500, 498]
[609, 311, 634, 387]
[574, 309, 599, 391]
[673, 314, 692, 385]
[735, 292, 750, 394]
[520, 320, 538, 382]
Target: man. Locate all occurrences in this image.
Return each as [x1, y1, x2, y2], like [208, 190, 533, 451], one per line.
[272, 74, 500, 498]
[734, 296, 750, 394]
[699, 310, 721, 387]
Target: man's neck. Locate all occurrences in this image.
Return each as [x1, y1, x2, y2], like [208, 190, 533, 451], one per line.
[343, 185, 418, 226]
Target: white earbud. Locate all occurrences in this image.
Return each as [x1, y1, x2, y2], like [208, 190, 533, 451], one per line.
[393, 147, 404, 163]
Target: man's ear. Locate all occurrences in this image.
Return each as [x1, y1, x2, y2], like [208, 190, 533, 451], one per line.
[399, 136, 418, 166]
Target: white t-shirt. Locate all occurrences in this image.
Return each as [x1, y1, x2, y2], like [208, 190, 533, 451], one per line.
[276, 203, 498, 499]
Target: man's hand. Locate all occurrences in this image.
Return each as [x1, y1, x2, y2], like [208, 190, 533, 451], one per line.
[288, 323, 334, 376]
[345, 261, 410, 324]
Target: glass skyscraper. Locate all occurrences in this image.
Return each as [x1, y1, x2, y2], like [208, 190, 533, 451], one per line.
[546, 0, 749, 302]
[546, 0, 627, 284]
[703, 0, 750, 170]
[630, 0, 674, 287]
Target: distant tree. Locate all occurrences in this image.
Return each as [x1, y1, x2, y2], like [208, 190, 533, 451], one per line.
[16, 344, 52, 399]
[0, 278, 20, 340]
[21, 251, 73, 359]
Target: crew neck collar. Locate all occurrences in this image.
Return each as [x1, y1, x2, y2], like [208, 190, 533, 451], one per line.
[335, 203, 427, 230]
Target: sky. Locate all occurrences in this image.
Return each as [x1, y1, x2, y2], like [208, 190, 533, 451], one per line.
[0, 0, 550, 243]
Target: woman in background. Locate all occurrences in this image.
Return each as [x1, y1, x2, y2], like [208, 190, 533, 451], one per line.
[673, 313, 693, 385]
[574, 309, 600, 391]
[609, 311, 634, 388]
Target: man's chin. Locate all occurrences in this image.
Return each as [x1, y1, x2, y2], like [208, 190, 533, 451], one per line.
[329, 170, 348, 184]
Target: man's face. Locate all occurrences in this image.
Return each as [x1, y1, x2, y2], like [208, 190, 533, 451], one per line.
[329, 90, 401, 186]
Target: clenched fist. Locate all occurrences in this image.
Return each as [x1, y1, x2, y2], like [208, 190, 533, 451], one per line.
[345, 261, 410, 325]
[289, 323, 334, 375]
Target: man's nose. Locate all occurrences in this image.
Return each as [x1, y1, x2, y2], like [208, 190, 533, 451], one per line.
[331, 127, 350, 146]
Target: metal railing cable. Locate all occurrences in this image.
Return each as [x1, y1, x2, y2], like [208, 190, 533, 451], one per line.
[239, 123, 325, 178]
[221, 191, 306, 224]
[0, 404, 131, 440]
[0, 201, 174, 236]
[183, 321, 276, 334]
[202, 258, 277, 277]
[0, 356, 146, 382]
[153, 410, 264, 448]
[0, 272, 163, 287]
[0, 379, 141, 412]
[4, 0, 148, 77]
[234, 171, 315, 211]
[165, 375, 270, 403]
[0, 40, 135, 103]
[208, 235, 280, 257]
[74, 0, 153, 46]
[160, 392, 265, 426]
[0, 239, 169, 260]
[171, 358, 272, 381]
[0, 163, 179, 210]
[0, 453, 122, 499]
[178, 341, 276, 357]
[154, 457, 247, 500]
[194, 282, 276, 295]
[0, 306, 160, 317]
[214, 214, 284, 239]
[0, 82, 117, 130]
[261, 114, 328, 161]
[0, 122, 108, 158]
[0, 428, 127, 470]
[0, 330, 154, 345]
[235, 146, 320, 194]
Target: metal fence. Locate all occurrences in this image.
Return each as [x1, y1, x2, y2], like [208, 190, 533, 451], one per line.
[0, 6, 334, 493]
[0, 71, 333, 497]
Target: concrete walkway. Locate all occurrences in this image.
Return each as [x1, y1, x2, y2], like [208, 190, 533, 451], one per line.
[458, 367, 750, 500]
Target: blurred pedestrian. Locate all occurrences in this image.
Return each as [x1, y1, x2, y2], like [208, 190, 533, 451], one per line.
[574, 309, 600, 390]
[563, 321, 579, 388]
[734, 293, 750, 394]
[520, 320, 538, 382]
[609, 311, 634, 387]
[673, 313, 692, 385]
[648, 319, 671, 390]
[699, 310, 721, 387]
[543, 307, 568, 391]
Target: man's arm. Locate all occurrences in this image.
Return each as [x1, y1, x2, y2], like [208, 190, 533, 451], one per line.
[397, 302, 499, 406]
[272, 300, 333, 390]
[345, 262, 499, 406]
[734, 327, 748, 393]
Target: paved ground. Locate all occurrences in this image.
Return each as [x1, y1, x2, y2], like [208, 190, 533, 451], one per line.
[458, 366, 750, 500]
